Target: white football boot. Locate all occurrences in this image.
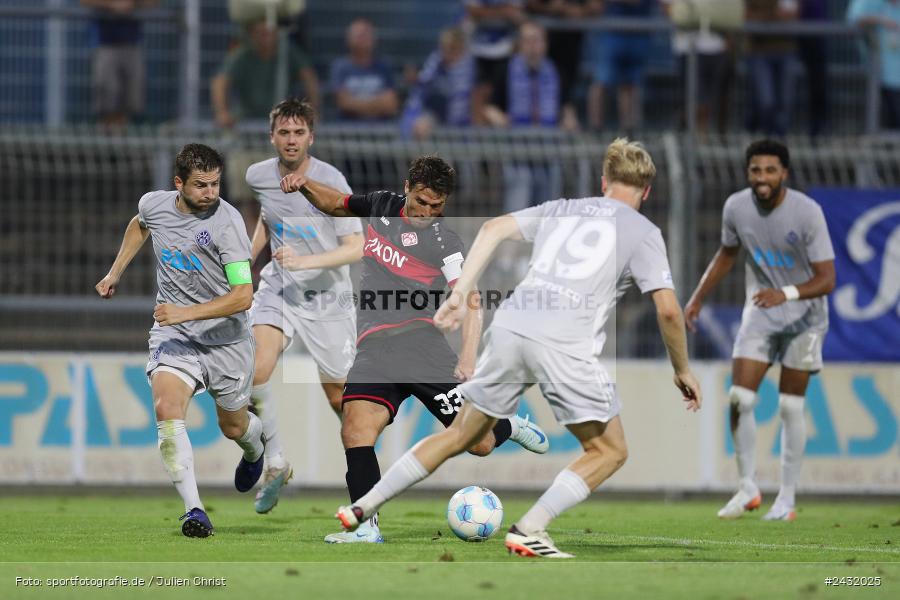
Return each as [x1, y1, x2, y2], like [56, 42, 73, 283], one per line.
[717, 487, 762, 519]
[504, 525, 574, 558]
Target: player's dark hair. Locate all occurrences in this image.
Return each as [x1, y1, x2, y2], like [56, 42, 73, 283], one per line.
[407, 155, 456, 198]
[269, 97, 316, 132]
[175, 144, 223, 182]
[745, 139, 790, 170]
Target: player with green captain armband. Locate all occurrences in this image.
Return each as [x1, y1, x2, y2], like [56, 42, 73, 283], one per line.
[95, 144, 265, 539]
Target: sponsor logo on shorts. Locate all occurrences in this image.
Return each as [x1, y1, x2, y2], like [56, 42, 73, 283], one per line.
[401, 232, 418, 247]
[195, 229, 212, 247]
[380, 217, 390, 226]
[152, 348, 162, 361]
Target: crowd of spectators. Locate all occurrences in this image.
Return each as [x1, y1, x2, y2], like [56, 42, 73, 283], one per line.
[78, 1, 900, 137]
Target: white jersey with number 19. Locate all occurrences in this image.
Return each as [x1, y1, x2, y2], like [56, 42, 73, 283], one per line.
[491, 196, 675, 360]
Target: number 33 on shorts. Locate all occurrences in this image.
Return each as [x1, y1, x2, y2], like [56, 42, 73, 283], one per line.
[435, 388, 463, 415]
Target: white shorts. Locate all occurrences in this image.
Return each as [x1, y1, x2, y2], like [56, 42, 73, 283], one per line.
[146, 328, 254, 411]
[250, 285, 356, 379]
[733, 325, 826, 372]
[459, 326, 620, 426]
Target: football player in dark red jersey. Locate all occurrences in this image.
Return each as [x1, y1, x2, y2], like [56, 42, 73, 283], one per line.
[281, 155, 549, 543]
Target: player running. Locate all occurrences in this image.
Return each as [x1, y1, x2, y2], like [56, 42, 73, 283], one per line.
[280, 155, 550, 544]
[96, 144, 265, 538]
[684, 139, 836, 521]
[333, 139, 702, 558]
[246, 99, 363, 514]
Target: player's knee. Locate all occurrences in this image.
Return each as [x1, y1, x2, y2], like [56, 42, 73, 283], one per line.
[466, 436, 494, 457]
[217, 418, 245, 440]
[729, 386, 757, 413]
[611, 444, 628, 470]
[340, 407, 384, 447]
[594, 441, 628, 471]
[778, 393, 805, 421]
[153, 396, 182, 421]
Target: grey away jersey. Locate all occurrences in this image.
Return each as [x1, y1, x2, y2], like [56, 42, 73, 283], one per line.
[722, 187, 835, 334]
[138, 190, 252, 345]
[492, 197, 675, 359]
[246, 156, 361, 319]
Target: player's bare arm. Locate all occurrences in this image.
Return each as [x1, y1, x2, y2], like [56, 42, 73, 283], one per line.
[96, 215, 150, 299]
[273, 232, 364, 271]
[434, 215, 524, 332]
[154, 281, 253, 327]
[280, 174, 355, 217]
[651, 288, 702, 411]
[684, 244, 740, 331]
[455, 290, 483, 383]
[753, 259, 836, 309]
[250, 215, 270, 263]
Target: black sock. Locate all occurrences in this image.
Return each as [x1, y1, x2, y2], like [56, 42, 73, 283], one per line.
[345, 446, 381, 503]
[492, 419, 512, 448]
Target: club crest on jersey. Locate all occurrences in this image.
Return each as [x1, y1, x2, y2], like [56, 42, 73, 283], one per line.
[786, 230, 799, 245]
[195, 229, 211, 247]
[401, 232, 418, 247]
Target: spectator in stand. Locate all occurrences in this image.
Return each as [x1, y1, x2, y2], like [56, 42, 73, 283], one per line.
[482, 22, 562, 212]
[81, 0, 158, 127]
[744, 0, 799, 136]
[661, 0, 734, 133]
[401, 27, 476, 139]
[211, 20, 320, 128]
[848, 0, 900, 130]
[798, 0, 829, 137]
[587, 0, 656, 133]
[464, 1, 527, 125]
[525, 1, 603, 131]
[328, 19, 399, 122]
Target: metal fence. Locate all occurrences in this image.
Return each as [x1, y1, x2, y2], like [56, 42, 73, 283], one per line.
[0, 0, 883, 133]
[3, 125, 900, 357]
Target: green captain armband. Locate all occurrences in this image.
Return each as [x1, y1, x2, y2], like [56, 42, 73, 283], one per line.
[224, 261, 252, 286]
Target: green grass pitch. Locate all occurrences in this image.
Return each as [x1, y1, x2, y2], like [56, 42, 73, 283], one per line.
[1, 493, 897, 599]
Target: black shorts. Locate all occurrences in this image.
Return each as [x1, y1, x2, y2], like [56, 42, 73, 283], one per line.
[343, 325, 463, 426]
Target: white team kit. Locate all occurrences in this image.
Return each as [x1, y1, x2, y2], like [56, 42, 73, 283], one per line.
[139, 190, 255, 411]
[460, 196, 675, 425]
[245, 157, 362, 378]
[722, 187, 835, 371]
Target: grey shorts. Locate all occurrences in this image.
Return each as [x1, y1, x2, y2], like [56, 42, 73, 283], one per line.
[92, 45, 144, 116]
[459, 326, 621, 425]
[250, 285, 356, 379]
[146, 328, 254, 411]
[733, 325, 826, 372]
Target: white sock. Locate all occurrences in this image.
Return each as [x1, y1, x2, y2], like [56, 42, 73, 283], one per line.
[157, 419, 203, 513]
[778, 393, 806, 507]
[236, 411, 264, 462]
[516, 469, 591, 534]
[251, 383, 284, 460]
[356, 451, 429, 517]
[730, 386, 759, 494]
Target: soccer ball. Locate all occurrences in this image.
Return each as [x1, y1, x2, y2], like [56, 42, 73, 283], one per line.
[446, 486, 503, 542]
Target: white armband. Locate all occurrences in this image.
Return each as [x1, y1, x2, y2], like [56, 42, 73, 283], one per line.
[781, 285, 800, 301]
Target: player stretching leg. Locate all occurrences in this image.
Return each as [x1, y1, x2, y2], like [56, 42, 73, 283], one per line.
[282, 156, 550, 544]
[334, 139, 702, 557]
[246, 99, 363, 514]
[96, 144, 266, 537]
[685, 139, 836, 521]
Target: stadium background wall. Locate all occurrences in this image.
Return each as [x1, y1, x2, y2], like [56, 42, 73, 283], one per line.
[1, 354, 897, 494]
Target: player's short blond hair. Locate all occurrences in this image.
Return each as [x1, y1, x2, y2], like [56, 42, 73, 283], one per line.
[602, 138, 656, 190]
